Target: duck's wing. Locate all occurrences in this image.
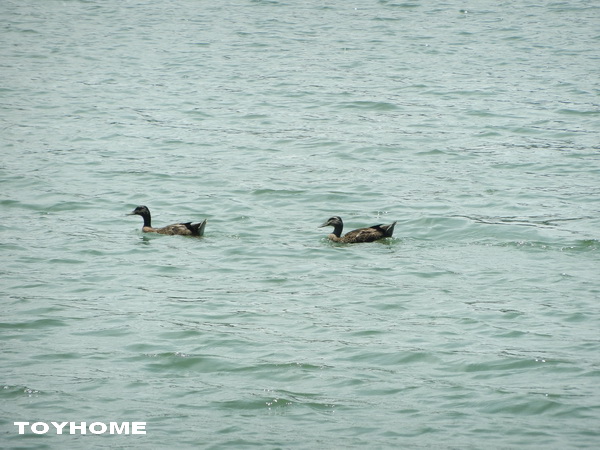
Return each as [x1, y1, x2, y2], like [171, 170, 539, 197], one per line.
[156, 223, 195, 236]
[342, 222, 396, 243]
[342, 226, 385, 243]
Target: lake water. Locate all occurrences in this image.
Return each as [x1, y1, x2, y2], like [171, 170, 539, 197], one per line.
[1, 1, 599, 448]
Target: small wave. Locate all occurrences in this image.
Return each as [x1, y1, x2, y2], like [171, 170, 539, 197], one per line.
[338, 101, 399, 111]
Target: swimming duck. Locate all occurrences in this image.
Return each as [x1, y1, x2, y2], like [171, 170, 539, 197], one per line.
[320, 216, 396, 243]
[128, 205, 207, 236]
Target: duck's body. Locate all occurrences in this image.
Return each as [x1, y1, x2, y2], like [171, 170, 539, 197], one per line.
[128, 206, 206, 236]
[320, 216, 396, 243]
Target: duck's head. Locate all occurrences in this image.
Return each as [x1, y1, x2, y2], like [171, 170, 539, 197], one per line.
[129, 205, 150, 217]
[320, 216, 343, 228]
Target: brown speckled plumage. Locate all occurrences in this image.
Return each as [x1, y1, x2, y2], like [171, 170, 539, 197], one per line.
[320, 216, 396, 243]
[128, 206, 206, 236]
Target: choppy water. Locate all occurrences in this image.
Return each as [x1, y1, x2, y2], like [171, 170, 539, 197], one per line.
[1, 1, 599, 448]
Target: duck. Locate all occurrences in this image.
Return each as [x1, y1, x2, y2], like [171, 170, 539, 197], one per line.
[128, 205, 207, 236]
[320, 216, 396, 243]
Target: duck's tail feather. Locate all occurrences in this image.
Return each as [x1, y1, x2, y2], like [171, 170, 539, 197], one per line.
[193, 219, 207, 236]
[182, 219, 207, 236]
[381, 221, 396, 237]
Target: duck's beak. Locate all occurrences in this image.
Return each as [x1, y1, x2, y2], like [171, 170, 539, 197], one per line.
[319, 221, 330, 228]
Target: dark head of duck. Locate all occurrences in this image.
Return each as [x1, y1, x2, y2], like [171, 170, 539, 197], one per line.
[128, 205, 151, 227]
[319, 216, 344, 237]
